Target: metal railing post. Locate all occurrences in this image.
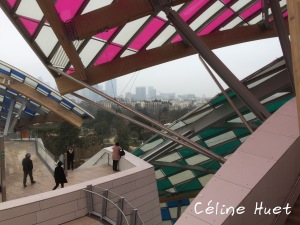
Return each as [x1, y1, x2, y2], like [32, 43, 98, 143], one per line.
[86, 185, 93, 214]
[101, 189, 109, 219]
[129, 209, 138, 225]
[116, 197, 125, 225]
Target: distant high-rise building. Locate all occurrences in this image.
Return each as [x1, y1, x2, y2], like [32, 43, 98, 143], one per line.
[148, 86, 156, 100]
[105, 79, 117, 97]
[136, 86, 146, 100]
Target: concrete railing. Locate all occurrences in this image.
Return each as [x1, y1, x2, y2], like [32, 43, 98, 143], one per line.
[0, 147, 162, 225]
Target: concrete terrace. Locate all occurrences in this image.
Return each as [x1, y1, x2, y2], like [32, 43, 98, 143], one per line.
[1, 140, 114, 225]
[3, 140, 115, 201]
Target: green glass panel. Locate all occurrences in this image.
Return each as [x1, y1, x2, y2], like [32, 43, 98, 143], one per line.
[178, 148, 196, 158]
[174, 178, 202, 192]
[161, 159, 187, 176]
[200, 160, 221, 170]
[233, 128, 250, 137]
[132, 148, 144, 156]
[157, 178, 173, 191]
[212, 139, 241, 156]
[266, 96, 293, 113]
[210, 92, 235, 105]
[199, 128, 227, 139]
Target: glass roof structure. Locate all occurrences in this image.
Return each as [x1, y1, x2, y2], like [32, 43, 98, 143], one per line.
[0, 0, 288, 95]
[0, 60, 93, 130]
[133, 56, 293, 200]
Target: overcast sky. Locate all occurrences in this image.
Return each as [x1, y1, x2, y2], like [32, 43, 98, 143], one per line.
[0, 9, 284, 98]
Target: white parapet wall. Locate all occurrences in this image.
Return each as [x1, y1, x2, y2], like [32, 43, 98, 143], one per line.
[175, 98, 300, 225]
[0, 148, 162, 225]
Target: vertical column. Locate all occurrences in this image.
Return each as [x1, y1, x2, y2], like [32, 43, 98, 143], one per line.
[0, 136, 6, 202]
[287, 0, 300, 129]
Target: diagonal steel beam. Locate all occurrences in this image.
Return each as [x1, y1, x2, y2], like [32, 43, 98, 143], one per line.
[69, 0, 188, 40]
[269, 0, 295, 93]
[55, 20, 285, 94]
[3, 99, 15, 136]
[8, 101, 26, 133]
[151, 161, 217, 174]
[72, 92, 225, 163]
[36, 0, 87, 81]
[162, 7, 271, 121]
[50, 66, 226, 163]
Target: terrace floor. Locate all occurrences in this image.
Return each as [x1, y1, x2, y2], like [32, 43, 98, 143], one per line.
[1, 140, 115, 225]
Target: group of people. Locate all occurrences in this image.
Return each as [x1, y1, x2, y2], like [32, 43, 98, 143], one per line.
[22, 146, 74, 190]
[22, 143, 124, 189]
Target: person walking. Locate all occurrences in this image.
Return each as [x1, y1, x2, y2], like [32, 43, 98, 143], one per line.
[112, 142, 122, 171]
[53, 161, 68, 190]
[22, 153, 36, 187]
[67, 147, 75, 170]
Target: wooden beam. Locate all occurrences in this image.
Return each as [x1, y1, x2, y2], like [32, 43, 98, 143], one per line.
[36, 0, 87, 81]
[17, 112, 64, 128]
[72, 0, 189, 40]
[56, 21, 285, 94]
[287, 0, 300, 129]
[0, 74, 84, 128]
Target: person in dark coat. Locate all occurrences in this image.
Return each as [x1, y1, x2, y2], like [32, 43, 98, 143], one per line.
[53, 161, 68, 190]
[67, 148, 75, 170]
[22, 153, 35, 187]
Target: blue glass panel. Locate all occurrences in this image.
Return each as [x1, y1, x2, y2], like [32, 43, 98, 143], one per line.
[37, 84, 51, 95]
[49, 93, 61, 103]
[24, 107, 36, 116]
[61, 99, 74, 108]
[11, 70, 26, 81]
[0, 67, 10, 75]
[161, 208, 171, 220]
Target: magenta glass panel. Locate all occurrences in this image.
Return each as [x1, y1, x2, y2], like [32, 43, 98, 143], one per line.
[7, 0, 16, 8]
[129, 18, 165, 51]
[66, 68, 75, 75]
[240, 1, 262, 19]
[95, 28, 118, 41]
[19, 17, 39, 36]
[221, 0, 232, 4]
[179, 0, 209, 21]
[171, 34, 181, 43]
[283, 10, 288, 18]
[55, 0, 84, 22]
[94, 44, 121, 66]
[198, 9, 234, 36]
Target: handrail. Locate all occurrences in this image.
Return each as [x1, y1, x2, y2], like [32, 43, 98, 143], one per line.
[83, 188, 130, 225]
[91, 186, 145, 224]
[273, 175, 300, 225]
[94, 152, 109, 166]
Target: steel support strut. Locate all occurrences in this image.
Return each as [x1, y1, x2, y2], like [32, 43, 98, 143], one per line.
[161, 7, 271, 121]
[269, 0, 295, 94]
[49, 66, 226, 163]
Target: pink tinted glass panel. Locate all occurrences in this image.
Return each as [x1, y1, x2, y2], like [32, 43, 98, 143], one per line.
[94, 44, 121, 66]
[171, 34, 181, 43]
[179, 0, 209, 21]
[7, 0, 16, 8]
[67, 68, 75, 75]
[55, 0, 84, 22]
[198, 9, 234, 35]
[129, 18, 165, 51]
[95, 28, 118, 41]
[19, 17, 39, 36]
[240, 1, 262, 19]
[221, 0, 232, 4]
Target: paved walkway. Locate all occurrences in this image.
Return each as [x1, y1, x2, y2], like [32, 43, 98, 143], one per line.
[1, 140, 115, 225]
